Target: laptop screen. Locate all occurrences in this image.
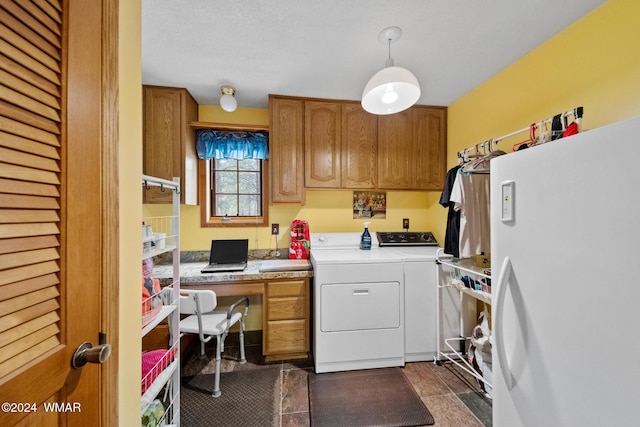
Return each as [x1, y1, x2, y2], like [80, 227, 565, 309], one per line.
[210, 239, 248, 264]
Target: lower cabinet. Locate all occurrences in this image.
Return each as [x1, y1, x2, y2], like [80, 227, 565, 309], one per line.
[173, 277, 311, 362]
[263, 279, 310, 361]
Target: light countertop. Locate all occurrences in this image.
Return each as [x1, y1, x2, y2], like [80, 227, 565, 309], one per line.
[153, 259, 313, 285]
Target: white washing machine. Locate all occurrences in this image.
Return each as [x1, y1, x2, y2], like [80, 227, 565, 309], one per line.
[310, 231, 451, 373]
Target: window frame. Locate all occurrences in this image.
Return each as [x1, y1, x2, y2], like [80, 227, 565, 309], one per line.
[197, 123, 269, 227]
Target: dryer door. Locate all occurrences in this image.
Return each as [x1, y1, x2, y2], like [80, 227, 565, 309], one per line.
[321, 282, 400, 332]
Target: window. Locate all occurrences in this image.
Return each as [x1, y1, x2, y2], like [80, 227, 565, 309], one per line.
[212, 158, 262, 217]
[197, 127, 269, 227]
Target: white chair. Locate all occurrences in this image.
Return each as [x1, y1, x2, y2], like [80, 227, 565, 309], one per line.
[179, 290, 249, 397]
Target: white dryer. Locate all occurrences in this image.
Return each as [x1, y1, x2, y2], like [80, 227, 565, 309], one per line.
[310, 233, 405, 373]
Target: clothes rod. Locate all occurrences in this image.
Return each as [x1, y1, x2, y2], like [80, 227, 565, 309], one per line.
[142, 175, 180, 192]
[458, 106, 584, 160]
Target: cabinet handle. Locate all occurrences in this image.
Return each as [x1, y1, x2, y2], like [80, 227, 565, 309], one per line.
[353, 289, 369, 296]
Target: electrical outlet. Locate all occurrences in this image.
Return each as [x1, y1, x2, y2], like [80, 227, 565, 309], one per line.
[403, 218, 410, 229]
[271, 223, 279, 235]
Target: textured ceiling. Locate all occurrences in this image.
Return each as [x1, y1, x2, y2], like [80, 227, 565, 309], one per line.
[142, 0, 606, 109]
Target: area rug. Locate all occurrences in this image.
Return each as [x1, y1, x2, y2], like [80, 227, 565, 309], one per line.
[181, 367, 281, 427]
[309, 367, 435, 427]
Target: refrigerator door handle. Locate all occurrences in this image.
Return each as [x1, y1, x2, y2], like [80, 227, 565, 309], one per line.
[494, 255, 515, 390]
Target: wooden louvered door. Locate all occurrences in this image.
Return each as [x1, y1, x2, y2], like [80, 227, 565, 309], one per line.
[0, 1, 116, 426]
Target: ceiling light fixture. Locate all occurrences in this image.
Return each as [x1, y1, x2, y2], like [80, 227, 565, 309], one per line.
[220, 85, 237, 112]
[361, 26, 421, 115]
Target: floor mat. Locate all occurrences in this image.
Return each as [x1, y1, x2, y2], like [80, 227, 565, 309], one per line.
[309, 367, 434, 427]
[181, 366, 281, 427]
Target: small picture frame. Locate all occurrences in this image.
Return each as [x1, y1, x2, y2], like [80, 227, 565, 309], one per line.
[353, 191, 387, 219]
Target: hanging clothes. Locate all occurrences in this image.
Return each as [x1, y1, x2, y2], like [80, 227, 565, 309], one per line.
[439, 165, 461, 257]
[450, 107, 583, 259]
[551, 114, 567, 141]
[450, 169, 491, 258]
[450, 151, 504, 258]
[562, 121, 579, 138]
[461, 150, 505, 174]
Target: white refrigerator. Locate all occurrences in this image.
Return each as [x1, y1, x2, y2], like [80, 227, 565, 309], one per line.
[490, 116, 640, 426]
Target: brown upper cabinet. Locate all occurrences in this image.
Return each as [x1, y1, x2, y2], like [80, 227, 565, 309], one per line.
[304, 101, 342, 188]
[377, 109, 413, 189]
[269, 95, 306, 203]
[412, 106, 448, 189]
[268, 95, 446, 201]
[377, 105, 447, 190]
[341, 102, 378, 189]
[305, 100, 379, 189]
[143, 85, 198, 204]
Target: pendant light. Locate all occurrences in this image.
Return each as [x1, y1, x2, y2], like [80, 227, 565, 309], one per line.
[220, 85, 237, 112]
[361, 26, 421, 115]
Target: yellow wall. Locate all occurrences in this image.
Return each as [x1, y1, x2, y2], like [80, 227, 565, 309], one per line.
[447, 0, 640, 167]
[444, 0, 640, 328]
[119, 0, 142, 425]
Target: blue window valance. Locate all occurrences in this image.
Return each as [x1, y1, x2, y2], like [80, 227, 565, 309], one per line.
[196, 130, 269, 160]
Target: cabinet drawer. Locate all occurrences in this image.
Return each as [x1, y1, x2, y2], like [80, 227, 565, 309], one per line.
[267, 280, 307, 297]
[265, 319, 308, 354]
[267, 297, 306, 320]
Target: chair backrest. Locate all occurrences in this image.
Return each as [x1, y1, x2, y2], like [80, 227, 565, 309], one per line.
[179, 290, 217, 314]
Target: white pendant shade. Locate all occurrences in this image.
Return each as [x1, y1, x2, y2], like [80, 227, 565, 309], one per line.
[361, 66, 421, 115]
[361, 26, 421, 115]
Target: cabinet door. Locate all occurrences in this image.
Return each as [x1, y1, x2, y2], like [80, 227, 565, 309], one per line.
[412, 106, 447, 190]
[305, 101, 341, 188]
[265, 320, 308, 354]
[181, 90, 199, 205]
[377, 109, 413, 188]
[341, 102, 378, 188]
[143, 86, 198, 204]
[143, 87, 182, 203]
[269, 96, 305, 203]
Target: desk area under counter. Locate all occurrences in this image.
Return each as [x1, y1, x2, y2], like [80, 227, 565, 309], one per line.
[152, 259, 313, 362]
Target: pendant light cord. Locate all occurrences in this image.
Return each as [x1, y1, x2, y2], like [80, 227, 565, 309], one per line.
[385, 38, 394, 67]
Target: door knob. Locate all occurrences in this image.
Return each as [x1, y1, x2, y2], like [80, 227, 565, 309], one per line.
[72, 341, 112, 369]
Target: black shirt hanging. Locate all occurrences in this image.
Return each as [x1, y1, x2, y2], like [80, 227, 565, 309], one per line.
[439, 165, 461, 258]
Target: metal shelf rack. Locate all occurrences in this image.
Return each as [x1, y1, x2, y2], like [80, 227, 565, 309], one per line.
[435, 249, 492, 392]
[141, 175, 180, 426]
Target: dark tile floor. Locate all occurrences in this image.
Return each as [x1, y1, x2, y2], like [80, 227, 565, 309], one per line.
[182, 332, 492, 427]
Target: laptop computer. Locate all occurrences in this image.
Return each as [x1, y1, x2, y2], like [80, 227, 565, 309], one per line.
[201, 239, 248, 273]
